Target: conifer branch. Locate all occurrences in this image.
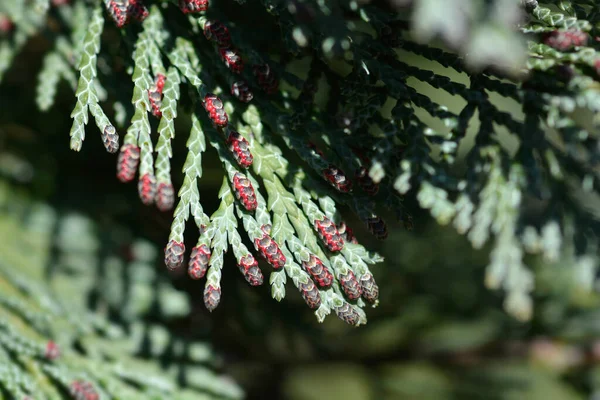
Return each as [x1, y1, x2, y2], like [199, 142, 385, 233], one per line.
[3, 0, 600, 327]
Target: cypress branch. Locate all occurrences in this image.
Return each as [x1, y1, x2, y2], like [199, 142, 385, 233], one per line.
[1, 0, 600, 342]
[0, 179, 242, 399]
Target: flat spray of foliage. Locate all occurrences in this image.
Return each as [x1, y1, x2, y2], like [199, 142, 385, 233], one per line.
[0, 180, 243, 399]
[1, 0, 600, 375]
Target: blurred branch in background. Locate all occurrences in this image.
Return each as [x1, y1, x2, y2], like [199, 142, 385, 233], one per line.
[389, 0, 528, 75]
[0, 174, 242, 399]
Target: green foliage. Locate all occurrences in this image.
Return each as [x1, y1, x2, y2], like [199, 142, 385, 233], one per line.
[0, 179, 243, 399]
[1, 0, 600, 361]
[4, 1, 600, 398]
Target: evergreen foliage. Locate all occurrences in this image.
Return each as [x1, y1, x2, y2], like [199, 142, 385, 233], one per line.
[0, 179, 242, 399]
[3, 0, 600, 397]
[2, 0, 600, 321]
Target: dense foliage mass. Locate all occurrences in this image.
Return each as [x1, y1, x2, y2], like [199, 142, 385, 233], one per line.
[0, 181, 242, 399]
[3, 0, 600, 398]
